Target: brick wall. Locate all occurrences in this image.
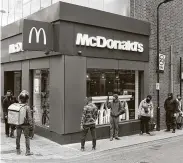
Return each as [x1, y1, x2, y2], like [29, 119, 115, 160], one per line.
[131, 0, 183, 129]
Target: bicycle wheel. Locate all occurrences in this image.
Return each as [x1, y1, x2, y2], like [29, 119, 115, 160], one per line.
[42, 114, 46, 125]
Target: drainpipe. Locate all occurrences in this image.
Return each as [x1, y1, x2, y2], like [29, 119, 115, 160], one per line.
[170, 45, 174, 93]
[180, 57, 182, 97]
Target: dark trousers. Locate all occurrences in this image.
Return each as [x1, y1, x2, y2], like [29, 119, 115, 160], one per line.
[110, 116, 119, 138]
[4, 118, 16, 136]
[81, 125, 96, 149]
[140, 116, 150, 133]
[166, 111, 176, 130]
[16, 125, 30, 152]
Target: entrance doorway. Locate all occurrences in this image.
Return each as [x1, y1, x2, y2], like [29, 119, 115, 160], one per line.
[4, 71, 22, 98]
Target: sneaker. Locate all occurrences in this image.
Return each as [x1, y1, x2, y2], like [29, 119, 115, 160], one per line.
[139, 132, 144, 135]
[81, 148, 85, 152]
[115, 137, 120, 140]
[16, 149, 21, 155]
[92, 147, 96, 150]
[10, 135, 15, 138]
[25, 151, 33, 156]
[146, 132, 153, 136]
[110, 137, 113, 141]
[165, 129, 170, 132]
[172, 130, 175, 133]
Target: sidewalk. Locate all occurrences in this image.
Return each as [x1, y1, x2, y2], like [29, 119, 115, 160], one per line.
[1, 122, 183, 161]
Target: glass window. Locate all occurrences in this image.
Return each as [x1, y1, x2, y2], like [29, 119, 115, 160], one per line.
[1, 0, 9, 26]
[52, 0, 60, 4]
[104, 0, 130, 16]
[89, 0, 104, 11]
[14, 71, 22, 99]
[41, 0, 51, 9]
[23, 2, 31, 17]
[87, 69, 139, 125]
[30, 0, 40, 14]
[33, 69, 50, 128]
[72, 0, 89, 7]
[14, 0, 23, 21]
[60, 0, 72, 3]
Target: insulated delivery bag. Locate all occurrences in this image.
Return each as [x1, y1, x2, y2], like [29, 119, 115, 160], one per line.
[8, 103, 27, 125]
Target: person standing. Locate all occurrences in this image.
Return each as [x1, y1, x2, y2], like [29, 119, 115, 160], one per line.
[138, 95, 154, 135]
[164, 93, 179, 133]
[80, 97, 98, 151]
[176, 95, 183, 129]
[2, 90, 18, 138]
[105, 94, 125, 141]
[16, 91, 33, 156]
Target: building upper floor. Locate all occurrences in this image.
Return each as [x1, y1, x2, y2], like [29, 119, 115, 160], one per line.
[0, 0, 131, 27]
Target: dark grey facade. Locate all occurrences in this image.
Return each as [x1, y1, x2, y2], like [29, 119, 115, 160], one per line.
[1, 2, 150, 144]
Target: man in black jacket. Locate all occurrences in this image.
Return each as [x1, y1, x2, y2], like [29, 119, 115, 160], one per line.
[105, 94, 125, 141]
[164, 93, 179, 133]
[2, 90, 18, 137]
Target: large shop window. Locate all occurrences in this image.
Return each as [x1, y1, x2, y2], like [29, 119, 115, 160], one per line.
[87, 69, 140, 125]
[33, 69, 50, 128]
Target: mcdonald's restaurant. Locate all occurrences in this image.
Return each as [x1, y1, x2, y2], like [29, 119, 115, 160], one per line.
[1, 1, 150, 144]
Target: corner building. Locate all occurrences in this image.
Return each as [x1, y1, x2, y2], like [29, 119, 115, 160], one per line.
[1, 1, 182, 144]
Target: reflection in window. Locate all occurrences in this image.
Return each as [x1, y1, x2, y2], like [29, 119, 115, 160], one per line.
[30, 0, 40, 14]
[87, 69, 139, 125]
[14, 0, 23, 21]
[33, 69, 50, 128]
[72, 0, 89, 7]
[41, 0, 51, 9]
[23, 3, 31, 17]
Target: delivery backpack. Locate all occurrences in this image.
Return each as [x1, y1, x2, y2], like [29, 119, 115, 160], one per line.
[8, 103, 27, 125]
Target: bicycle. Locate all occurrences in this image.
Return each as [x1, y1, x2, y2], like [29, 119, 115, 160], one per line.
[29, 106, 35, 139]
[41, 104, 49, 126]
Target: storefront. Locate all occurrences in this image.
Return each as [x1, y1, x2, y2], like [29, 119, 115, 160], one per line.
[1, 1, 150, 144]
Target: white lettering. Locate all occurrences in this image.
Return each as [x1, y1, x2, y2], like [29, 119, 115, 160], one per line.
[9, 42, 23, 54]
[76, 33, 90, 46]
[96, 36, 107, 48]
[89, 37, 97, 47]
[75, 33, 144, 53]
[106, 39, 114, 49]
[138, 43, 144, 52]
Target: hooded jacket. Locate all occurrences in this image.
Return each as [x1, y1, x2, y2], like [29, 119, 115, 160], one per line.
[106, 99, 125, 117]
[3, 96, 18, 115]
[164, 98, 179, 113]
[81, 103, 98, 126]
[138, 98, 154, 117]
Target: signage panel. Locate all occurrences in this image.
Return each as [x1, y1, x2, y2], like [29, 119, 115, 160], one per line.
[23, 19, 52, 51]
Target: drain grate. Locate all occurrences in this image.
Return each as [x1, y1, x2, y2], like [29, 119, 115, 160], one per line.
[1, 149, 17, 154]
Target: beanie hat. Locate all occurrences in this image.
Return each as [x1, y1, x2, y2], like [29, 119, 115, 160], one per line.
[113, 94, 118, 99]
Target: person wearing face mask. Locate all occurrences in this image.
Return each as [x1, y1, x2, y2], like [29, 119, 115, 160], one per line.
[2, 90, 18, 137]
[164, 93, 179, 133]
[105, 94, 125, 141]
[138, 95, 154, 135]
[176, 95, 183, 129]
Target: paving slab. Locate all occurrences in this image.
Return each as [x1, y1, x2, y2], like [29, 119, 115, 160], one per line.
[1, 122, 183, 161]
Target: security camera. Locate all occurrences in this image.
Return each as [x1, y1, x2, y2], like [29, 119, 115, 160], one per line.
[77, 51, 82, 55]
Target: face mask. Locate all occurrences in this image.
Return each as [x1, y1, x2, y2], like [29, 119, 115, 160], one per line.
[146, 99, 150, 103]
